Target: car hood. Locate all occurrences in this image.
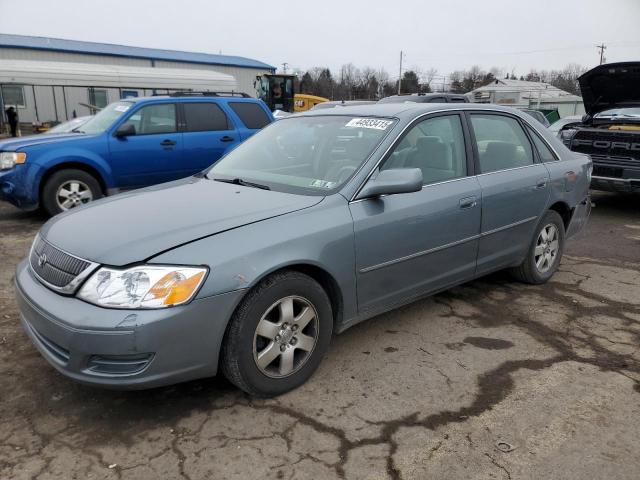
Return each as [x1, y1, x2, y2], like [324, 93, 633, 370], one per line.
[40, 177, 324, 266]
[579, 62, 640, 116]
[0, 132, 95, 151]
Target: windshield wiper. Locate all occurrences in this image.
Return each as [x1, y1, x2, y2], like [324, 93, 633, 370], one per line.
[213, 177, 270, 190]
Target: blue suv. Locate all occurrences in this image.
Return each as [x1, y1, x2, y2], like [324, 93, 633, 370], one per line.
[0, 93, 273, 215]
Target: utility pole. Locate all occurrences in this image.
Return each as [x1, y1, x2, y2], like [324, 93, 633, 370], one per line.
[397, 51, 403, 95]
[281, 62, 289, 74]
[596, 44, 607, 65]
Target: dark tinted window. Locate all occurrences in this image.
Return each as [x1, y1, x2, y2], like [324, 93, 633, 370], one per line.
[527, 127, 558, 162]
[449, 97, 468, 103]
[229, 102, 271, 129]
[470, 114, 534, 173]
[183, 103, 229, 132]
[428, 97, 445, 103]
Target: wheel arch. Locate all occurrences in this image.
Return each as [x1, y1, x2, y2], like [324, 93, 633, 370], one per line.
[548, 200, 572, 230]
[39, 161, 108, 199]
[240, 262, 345, 332]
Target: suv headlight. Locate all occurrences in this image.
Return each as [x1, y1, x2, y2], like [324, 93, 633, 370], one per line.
[0, 152, 27, 170]
[77, 265, 208, 309]
[559, 128, 577, 145]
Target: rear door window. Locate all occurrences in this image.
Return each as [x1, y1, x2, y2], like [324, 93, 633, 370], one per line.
[229, 102, 271, 129]
[183, 103, 230, 132]
[527, 127, 558, 162]
[469, 114, 534, 173]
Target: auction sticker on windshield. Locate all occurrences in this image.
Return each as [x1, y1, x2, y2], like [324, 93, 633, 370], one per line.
[345, 118, 394, 130]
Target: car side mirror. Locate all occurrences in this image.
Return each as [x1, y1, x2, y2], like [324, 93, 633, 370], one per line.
[356, 168, 423, 200]
[115, 123, 136, 138]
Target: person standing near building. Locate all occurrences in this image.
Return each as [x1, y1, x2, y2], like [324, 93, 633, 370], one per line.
[5, 106, 18, 137]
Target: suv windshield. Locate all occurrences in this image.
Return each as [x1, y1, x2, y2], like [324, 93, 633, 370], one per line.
[207, 115, 397, 195]
[595, 107, 640, 119]
[77, 101, 134, 134]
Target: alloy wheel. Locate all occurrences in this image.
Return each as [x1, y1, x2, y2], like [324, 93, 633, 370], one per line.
[253, 295, 319, 378]
[56, 180, 93, 211]
[534, 223, 559, 273]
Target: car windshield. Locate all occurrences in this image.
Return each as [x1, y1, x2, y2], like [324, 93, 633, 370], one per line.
[46, 117, 89, 134]
[77, 101, 133, 134]
[207, 115, 397, 195]
[595, 107, 640, 119]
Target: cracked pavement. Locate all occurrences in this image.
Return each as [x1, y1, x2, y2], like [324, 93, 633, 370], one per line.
[1, 191, 639, 479]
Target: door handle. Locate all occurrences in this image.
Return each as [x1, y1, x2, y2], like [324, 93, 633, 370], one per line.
[459, 196, 477, 209]
[220, 135, 235, 142]
[534, 177, 547, 189]
[160, 139, 176, 146]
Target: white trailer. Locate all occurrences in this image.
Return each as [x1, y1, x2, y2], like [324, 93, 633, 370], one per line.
[0, 59, 238, 127]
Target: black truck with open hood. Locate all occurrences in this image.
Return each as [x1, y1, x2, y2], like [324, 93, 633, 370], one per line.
[559, 62, 640, 192]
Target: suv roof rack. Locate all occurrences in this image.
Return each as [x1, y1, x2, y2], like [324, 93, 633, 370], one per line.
[162, 91, 251, 98]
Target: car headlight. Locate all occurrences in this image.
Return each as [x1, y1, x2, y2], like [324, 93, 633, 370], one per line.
[0, 152, 27, 170]
[77, 265, 208, 309]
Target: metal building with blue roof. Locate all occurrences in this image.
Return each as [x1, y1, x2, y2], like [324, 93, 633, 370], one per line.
[0, 34, 275, 128]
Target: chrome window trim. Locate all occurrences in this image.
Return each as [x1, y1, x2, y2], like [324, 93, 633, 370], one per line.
[475, 163, 542, 177]
[29, 234, 100, 295]
[359, 216, 538, 273]
[349, 106, 560, 202]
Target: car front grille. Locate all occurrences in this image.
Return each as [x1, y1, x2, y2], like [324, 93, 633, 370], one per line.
[571, 129, 640, 167]
[29, 236, 92, 290]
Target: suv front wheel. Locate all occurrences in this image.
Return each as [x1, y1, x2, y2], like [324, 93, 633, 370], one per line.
[41, 169, 103, 216]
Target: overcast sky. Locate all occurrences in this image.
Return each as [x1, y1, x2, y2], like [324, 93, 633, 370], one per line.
[1, 0, 639, 81]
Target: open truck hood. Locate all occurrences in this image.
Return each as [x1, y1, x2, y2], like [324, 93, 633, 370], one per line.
[579, 62, 640, 116]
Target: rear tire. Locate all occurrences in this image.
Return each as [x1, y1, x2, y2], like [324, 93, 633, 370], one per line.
[511, 210, 565, 284]
[221, 270, 333, 397]
[41, 169, 102, 216]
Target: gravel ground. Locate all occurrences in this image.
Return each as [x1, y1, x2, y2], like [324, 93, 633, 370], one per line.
[1, 191, 639, 480]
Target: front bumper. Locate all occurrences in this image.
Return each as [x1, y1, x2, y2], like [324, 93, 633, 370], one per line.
[15, 259, 245, 389]
[591, 176, 640, 193]
[0, 165, 39, 210]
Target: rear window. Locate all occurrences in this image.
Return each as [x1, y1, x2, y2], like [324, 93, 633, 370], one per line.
[229, 102, 271, 129]
[183, 103, 229, 132]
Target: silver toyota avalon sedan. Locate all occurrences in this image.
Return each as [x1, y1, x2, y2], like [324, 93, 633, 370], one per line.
[15, 103, 591, 396]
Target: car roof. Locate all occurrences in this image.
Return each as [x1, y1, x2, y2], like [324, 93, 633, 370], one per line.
[296, 102, 528, 120]
[379, 93, 467, 103]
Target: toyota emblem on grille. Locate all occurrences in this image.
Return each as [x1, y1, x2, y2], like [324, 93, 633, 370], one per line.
[38, 253, 47, 268]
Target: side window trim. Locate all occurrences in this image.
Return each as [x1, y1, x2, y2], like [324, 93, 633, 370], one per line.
[464, 110, 537, 175]
[524, 124, 559, 162]
[122, 102, 178, 136]
[378, 112, 471, 185]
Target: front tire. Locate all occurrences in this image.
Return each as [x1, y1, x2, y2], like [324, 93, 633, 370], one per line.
[41, 169, 102, 216]
[511, 210, 565, 284]
[221, 271, 333, 397]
